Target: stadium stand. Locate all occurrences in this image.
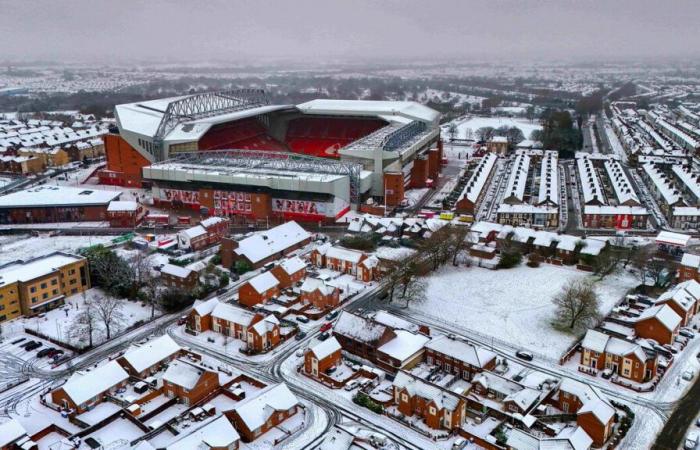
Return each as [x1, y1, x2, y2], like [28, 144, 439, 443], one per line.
[199, 118, 287, 151]
[285, 117, 385, 158]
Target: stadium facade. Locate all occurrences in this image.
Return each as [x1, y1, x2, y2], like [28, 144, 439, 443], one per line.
[99, 90, 442, 222]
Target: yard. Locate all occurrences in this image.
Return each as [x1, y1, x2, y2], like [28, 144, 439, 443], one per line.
[0, 234, 115, 265]
[409, 264, 639, 359]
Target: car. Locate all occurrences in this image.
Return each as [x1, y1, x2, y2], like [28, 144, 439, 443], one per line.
[295, 349, 305, 358]
[25, 341, 43, 351]
[295, 316, 310, 324]
[683, 370, 695, 381]
[216, 288, 227, 294]
[515, 350, 533, 361]
[326, 311, 339, 320]
[319, 322, 332, 332]
[177, 316, 188, 326]
[318, 331, 330, 341]
[295, 331, 307, 341]
[11, 338, 26, 345]
[685, 431, 699, 450]
[344, 380, 360, 391]
[21, 340, 36, 350]
[452, 438, 467, 450]
[325, 365, 337, 375]
[601, 369, 613, 379]
[663, 344, 679, 355]
[230, 273, 240, 282]
[37, 348, 53, 358]
[680, 329, 695, 339]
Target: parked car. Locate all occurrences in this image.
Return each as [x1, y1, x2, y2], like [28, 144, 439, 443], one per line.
[663, 344, 679, 355]
[344, 380, 360, 391]
[452, 438, 467, 450]
[37, 348, 55, 358]
[680, 329, 695, 339]
[325, 365, 337, 375]
[685, 431, 698, 450]
[295, 331, 307, 341]
[318, 331, 331, 341]
[230, 273, 239, 282]
[326, 311, 339, 320]
[25, 342, 43, 351]
[177, 316, 188, 326]
[515, 350, 534, 361]
[296, 316, 310, 324]
[319, 322, 332, 333]
[11, 338, 26, 345]
[601, 369, 613, 379]
[683, 370, 695, 381]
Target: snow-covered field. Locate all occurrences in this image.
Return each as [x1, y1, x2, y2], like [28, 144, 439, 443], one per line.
[0, 234, 115, 265]
[411, 264, 638, 359]
[456, 116, 542, 140]
[4, 288, 154, 348]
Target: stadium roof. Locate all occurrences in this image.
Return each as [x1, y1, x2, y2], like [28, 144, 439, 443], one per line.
[297, 99, 440, 125]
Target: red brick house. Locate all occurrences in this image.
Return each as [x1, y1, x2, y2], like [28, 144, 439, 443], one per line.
[423, 335, 497, 381]
[310, 244, 378, 282]
[238, 271, 280, 308]
[178, 216, 230, 251]
[579, 330, 657, 383]
[470, 372, 541, 416]
[634, 304, 682, 345]
[0, 419, 33, 450]
[222, 221, 311, 270]
[299, 278, 340, 311]
[160, 264, 199, 291]
[162, 359, 220, 406]
[304, 337, 342, 379]
[165, 415, 240, 449]
[188, 298, 282, 353]
[107, 200, 144, 228]
[50, 360, 128, 414]
[270, 257, 306, 289]
[555, 379, 616, 446]
[332, 311, 395, 367]
[679, 253, 700, 283]
[227, 383, 300, 442]
[654, 280, 700, 326]
[392, 370, 465, 431]
[118, 335, 181, 378]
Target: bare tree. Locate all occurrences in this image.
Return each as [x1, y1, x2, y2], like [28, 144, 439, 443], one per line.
[445, 225, 471, 266]
[552, 280, 600, 331]
[630, 245, 654, 285]
[447, 123, 458, 141]
[591, 248, 621, 280]
[140, 273, 161, 320]
[398, 276, 426, 308]
[92, 294, 125, 340]
[70, 300, 99, 348]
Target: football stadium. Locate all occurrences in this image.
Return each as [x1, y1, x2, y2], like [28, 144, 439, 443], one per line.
[99, 90, 443, 222]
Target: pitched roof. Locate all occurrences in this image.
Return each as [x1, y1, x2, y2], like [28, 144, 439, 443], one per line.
[0, 419, 27, 447]
[333, 311, 387, 343]
[234, 221, 310, 264]
[425, 335, 497, 368]
[162, 359, 208, 390]
[122, 335, 180, 374]
[231, 383, 299, 431]
[278, 256, 306, 275]
[212, 302, 257, 326]
[160, 263, 193, 278]
[308, 336, 341, 360]
[247, 271, 280, 294]
[377, 330, 430, 363]
[166, 415, 239, 450]
[61, 360, 128, 406]
[392, 371, 461, 411]
[636, 304, 682, 331]
[300, 277, 337, 296]
[558, 378, 615, 424]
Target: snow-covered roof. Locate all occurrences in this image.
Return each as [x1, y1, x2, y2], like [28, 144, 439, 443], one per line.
[324, 246, 365, 263]
[160, 263, 193, 279]
[537, 151, 559, 205]
[277, 256, 306, 275]
[212, 302, 256, 326]
[193, 297, 218, 316]
[425, 335, 497, 369]
[0, 252, 84, 287]
[231, 383, 299, 431]
[180, 225, 207, 239]
[251, 315, 279, 335]
[545, 426, 594, 450]
[334, 311, 387, 343]
[643, 164, 682, 206]
[0, 185, 121, 208]
[393, 371, 461, 411]
[503, 152, 530, 202]
[107, 200, 138, 212]
[300, 277, 336, 296]
[636, 304, 682, 331]
[681, 252, 700, 268]
[672, 165, 700, 202]
[297, 99, 440, 126]
[378, 330, 430, 363]
[604, 160, 639, 205]
[61, 360, 128, 406]
[656, 230, 691, 247]
[234, 221, 310, 264]
[372, 311, 420, 333]
[558, 378, 615, 424]
[247, 271, 280, 294]
[0, 419, 27, 447]
[576, 154, 606, 205]
[122, 335, 180, 374]
[308, 336, 341, 360]
[457, 153, 498, 204]
[580, 330, 609, 354]
[200, 216, 226, 228]
[162, 359, 207, 390]
[497, 204, 557, 215]
[166, 415, 239, 449]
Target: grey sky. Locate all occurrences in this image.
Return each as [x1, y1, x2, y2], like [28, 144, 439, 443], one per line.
[2, 0, 698, 63]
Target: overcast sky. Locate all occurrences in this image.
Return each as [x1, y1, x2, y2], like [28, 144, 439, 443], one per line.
[2, 0, 698, 64]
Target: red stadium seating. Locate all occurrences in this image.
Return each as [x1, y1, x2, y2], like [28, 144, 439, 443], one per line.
[285, 117, 385, 158]
[199, 118, 286, 151]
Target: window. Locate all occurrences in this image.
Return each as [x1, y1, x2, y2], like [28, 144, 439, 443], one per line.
[52, 289, 59, 295]
[51, 279, 57, 285]
[69, 279, 77, 285]
[30, 286, 36, 293]
[69, 269, 75, 275]
[0, 305, 4, 311]
[401, 393, 408, 402]
[31, 297, 37, 303]
[40, 282, 47, 289]
[42, 293, 48, 299]
[429, 406, 436, 415]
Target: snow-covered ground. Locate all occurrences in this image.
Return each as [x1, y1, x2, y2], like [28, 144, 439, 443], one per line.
[3, 288, 155, 349]
[456, 116, 542, 140]
[410, 264, 638, 359]
[0, 234, 115, 264]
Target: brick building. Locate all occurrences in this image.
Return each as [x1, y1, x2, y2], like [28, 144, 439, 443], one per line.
[178, 216, 230, 251]
[310, 244, 379, 282]
[270, 257, 306, 288]
[304, 337, 342, 379]
[238, 271, 280, 308]
[107, 200, 144, 228]
[221, 221, 311, 270]
[118, 335, 182, 378]
[299, 278, 340, 311]
[227, 383, 300, 442]
[554, 379, 616, 447]
[50, 361, 128, 414]
[633, 304, 682, 345]
[579, 330, 657, 383]
[162, 359, 220, 406]
[679, 253, 700, 283]
[160, 264, 199, 291]
[392, 370, 465, 431]
[423, 335, 497, 381]
[653, 280, 700, 326]
[0, 185, 122, 224]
